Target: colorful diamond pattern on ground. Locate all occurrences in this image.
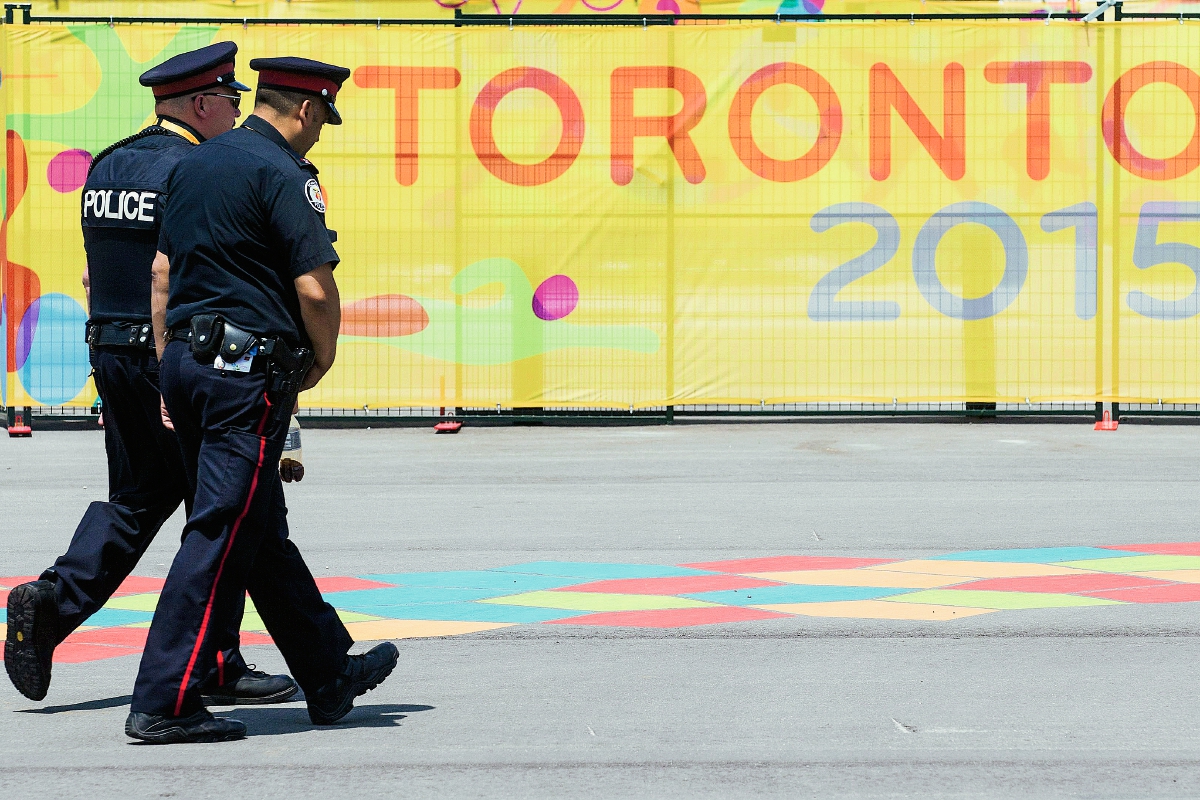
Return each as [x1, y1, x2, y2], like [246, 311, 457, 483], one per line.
[6, 544, 1200, 665]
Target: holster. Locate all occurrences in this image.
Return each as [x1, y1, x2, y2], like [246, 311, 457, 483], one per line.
[261, 338, 315, 396]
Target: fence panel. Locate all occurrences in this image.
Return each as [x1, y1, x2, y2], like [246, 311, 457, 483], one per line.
[3, 18, 1199, 409]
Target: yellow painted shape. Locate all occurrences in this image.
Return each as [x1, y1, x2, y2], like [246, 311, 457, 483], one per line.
[751, 570, 969, 589]
[343, 619, 513, 640]
[755, 600, 996, 621]
[103, 593, 159, 612]
[240, 612, 267, 632]
[1135, 570, 1200, 583]
[868, 560, 1097, 579]
[337, 610, 387, 624]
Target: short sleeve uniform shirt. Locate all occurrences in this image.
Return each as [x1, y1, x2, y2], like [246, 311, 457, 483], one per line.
[159, 114, 338, 347]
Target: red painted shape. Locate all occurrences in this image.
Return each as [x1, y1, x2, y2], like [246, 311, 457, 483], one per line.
[1082, 584, 1200, 604]
[1099, 542, 1200, 556]
[543, 606, 789, 628]
[559, 575, 785, 595]
[113, 576, 167, 596]
[681, 556, 895, 573]
[238, 631, 275, 645]
[51, 644, 143, 663]
[66, 627, 149, 648]
[957, 574, 1171, 594]
[340, 294, 429, 337]
[0, 575, 41, 589]
[433, 421, 462, 433]
[314, 576, 397, 593]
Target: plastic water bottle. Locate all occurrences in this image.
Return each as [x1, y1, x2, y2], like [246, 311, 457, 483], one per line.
[280, 416, 304, 482]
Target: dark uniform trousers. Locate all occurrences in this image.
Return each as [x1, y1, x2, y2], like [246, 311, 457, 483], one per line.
[131, 339, 353, 717]
[45, 346, 246, 687]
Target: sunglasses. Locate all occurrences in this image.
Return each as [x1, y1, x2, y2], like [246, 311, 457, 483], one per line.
[197, 92, 241, 110]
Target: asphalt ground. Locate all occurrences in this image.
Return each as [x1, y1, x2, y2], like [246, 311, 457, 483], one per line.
[1, 421, 1198, 798]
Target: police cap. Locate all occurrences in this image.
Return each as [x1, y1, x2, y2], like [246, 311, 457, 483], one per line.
[249, 57, 351, 125]
[139, 42, 251, 101]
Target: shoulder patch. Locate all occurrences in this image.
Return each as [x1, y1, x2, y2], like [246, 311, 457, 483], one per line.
[304, 178, 326, 213]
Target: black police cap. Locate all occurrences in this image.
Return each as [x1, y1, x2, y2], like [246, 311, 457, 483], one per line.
[139, 41, 251, 100]
[250, 57, 351, 125]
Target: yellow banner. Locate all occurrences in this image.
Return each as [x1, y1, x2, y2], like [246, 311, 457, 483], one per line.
[6, 20, 1200, 408]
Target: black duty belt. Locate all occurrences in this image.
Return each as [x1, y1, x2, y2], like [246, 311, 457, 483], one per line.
[168, 316, 315, 395]
[86, 321, 155, 350]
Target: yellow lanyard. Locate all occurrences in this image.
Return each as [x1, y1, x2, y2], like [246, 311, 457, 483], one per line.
[154, 117, 201, 145]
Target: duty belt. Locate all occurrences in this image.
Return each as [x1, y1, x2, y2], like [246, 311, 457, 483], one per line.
[168, 317, 314, 395]
[86, 321, 155, 350]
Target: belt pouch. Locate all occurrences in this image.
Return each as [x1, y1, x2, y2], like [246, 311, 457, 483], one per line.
[217, 323, 258, 362]
[189, 314, 222, 361]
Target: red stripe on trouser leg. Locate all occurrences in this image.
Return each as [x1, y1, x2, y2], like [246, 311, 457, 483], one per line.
[173, 393, 273, 716]
[216, 650, 225, 687]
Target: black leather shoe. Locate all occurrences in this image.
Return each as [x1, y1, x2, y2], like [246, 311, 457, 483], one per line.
[125, 709, 246, 744]
[5, 580, 58, 701]
[307, 642, 399, 725]
[201, 666, 299, 706]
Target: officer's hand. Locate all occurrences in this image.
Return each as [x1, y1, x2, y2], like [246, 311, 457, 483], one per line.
[160, 396, 175, 431]
[280, 459, 305, 483]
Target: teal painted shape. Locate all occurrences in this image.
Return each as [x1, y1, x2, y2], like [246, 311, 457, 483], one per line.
[7, 25, 219, 152]
[364, 571, 580, 592]
[332, 600, 588, 624]
[931, 547, 1140, 563]
[85, 608, 154, 627]
[493, 562, 716, 580]
[686, 585, 907, 606]
[342, 258, 659, 365]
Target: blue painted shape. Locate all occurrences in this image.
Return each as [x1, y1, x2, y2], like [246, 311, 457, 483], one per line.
[364, 571, 580, 592]
[328, 586, 509, 607]
[493, 562, 715, 580]
[0, 608, 6, 624]
[332, 600, 589, 624]
[86, 609, 154, 627]
[685, 585, 907, 606]
[17, 293, 91, 405]
[929, 547, 1140, 563]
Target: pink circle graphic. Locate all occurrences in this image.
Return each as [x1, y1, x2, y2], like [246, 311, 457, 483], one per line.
[47, 149, 92, 193]
[532, 275, 579, 321]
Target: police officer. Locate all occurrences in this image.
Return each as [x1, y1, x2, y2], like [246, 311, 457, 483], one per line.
[4, 43, 297, 708]
[126, 57, 398, 743]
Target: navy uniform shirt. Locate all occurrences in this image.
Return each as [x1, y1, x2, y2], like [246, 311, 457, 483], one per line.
[82, 124, 199, 324]
[159, 114, 339, 347]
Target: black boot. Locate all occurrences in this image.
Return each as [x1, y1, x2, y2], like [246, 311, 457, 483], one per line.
[5, 580, 59, 701]
[307, 642, 399, 725]
[125, 708, 246, 743]
[201, 666, 298, 706]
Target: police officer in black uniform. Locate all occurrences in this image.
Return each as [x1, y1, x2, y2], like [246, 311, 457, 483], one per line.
[126, 57, 398, 743]
[5, 43, 297, 708]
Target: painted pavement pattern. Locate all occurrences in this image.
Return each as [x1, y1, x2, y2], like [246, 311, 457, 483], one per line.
[4, 541, 1200, 664]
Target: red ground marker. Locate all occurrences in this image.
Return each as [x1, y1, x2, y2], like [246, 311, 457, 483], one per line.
[113, 576, 167, 596]
[314, 576, 397, 593]
[1082, 584, 1200, 603]
[559, 575, 786, 595]
[1098, 542, 1200, 556]
[49, 644, 143, 663]
[434, 421, 462, 433]
[682, 556, 895, 573]
[544, 606, 791, 628]
[1094, 410, 1118, 431]
[0, 575, 41, 590]
[66, 627, 150, 648]
[957, 574, 1172, 594]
